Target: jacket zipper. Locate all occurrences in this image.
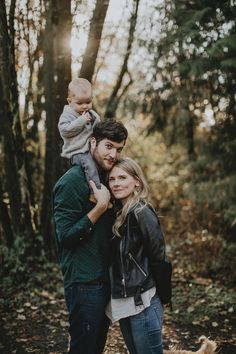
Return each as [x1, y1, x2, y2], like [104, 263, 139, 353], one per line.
[128, 252, 147, 277]
[120, 239, 127, 297]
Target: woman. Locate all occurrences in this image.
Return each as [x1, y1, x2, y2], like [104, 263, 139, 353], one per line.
[105, 157, 167, 354]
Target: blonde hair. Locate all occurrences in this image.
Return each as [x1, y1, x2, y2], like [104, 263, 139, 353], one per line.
[68, 78, 92, 98]
[110, 157, 149, 237]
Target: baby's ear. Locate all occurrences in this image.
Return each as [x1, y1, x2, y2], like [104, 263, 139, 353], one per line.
[67, 97, 71, 104]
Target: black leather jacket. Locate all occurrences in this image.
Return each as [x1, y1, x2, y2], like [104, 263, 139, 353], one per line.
[109, 203, 165, 305]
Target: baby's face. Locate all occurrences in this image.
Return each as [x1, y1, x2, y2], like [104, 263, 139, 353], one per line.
[68, 88, 93, 115]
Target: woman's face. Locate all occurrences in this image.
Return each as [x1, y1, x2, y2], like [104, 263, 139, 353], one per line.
[109, 166, 139, 205]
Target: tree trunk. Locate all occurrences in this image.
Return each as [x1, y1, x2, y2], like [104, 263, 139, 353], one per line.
[41, 0, 72, 251]
[0, 182, 14, 248]
[80, 0, 110, 82]
[186, 112, 196, 160]
[104, 0, 140, 119]
[0, 2, 21, 231]
[0, 1, 35, 238]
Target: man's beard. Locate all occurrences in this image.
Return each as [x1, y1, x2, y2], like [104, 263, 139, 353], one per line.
[93, 151, 114, 172]
[100, 158, 114, 171]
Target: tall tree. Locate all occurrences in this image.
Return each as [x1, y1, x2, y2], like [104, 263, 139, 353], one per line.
[0, 1, 35, 241]
[145, 0, 235, 160]
[41, 0, 72, 249]
[80, 0, 110, 81]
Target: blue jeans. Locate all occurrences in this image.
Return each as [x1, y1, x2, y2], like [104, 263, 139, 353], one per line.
[119, 295, 163, 354]
[64, 282, 110, 354]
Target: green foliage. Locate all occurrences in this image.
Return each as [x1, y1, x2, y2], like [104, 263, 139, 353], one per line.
[209, 124, 236, 173]
[221, 58, 236, 69]
[173, 281, 236, 326]
[208, 34, 236, 58]
[0, 232, 48, 282]
[179, 58, 211, 77]
[142, 0, 236, 245]
[223, 206, 236, 230]
[176, 7, 212, 38]
[184, 175, 236, 239]
[185, 176, 236, 209]
[148, 0, 236, 157]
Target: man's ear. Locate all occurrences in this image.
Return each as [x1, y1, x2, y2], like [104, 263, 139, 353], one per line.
[90, 137, 97, 153]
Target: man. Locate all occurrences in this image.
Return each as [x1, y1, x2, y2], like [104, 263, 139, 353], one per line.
[53, 120, 128, 354]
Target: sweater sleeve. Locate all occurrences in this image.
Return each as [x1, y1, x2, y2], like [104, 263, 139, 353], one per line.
[90, 109, 101, 128]
[58, 114, 88, 138]
[53, 173, 94, 249]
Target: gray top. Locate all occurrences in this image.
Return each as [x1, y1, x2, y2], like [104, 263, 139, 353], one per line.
[105, 287, 156, 323]
[58, 105, 100, 158]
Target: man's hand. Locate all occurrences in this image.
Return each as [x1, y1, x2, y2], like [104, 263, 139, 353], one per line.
[87, 181, 111, 224]
[89, 181, 110, 209]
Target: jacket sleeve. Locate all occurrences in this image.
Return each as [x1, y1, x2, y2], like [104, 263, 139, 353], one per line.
[53, 177, 94, 249]
[58, 114, 88, 138]
[135, 206, 165, 279]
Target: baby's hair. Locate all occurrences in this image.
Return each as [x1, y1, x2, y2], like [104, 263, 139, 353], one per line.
[68, 78, 92, 98]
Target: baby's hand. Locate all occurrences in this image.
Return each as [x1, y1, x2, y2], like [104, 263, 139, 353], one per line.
[82, 111, 91, 123]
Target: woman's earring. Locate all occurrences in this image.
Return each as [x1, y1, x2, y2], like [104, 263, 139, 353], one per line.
[134, 185, 140, 196]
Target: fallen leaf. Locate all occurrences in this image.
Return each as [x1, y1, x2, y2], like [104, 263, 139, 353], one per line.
[212, 321, 218, 327]
[16, 338, 28, 343]
[60, 320, 68, 327]
[187, 306, 194, 313]
[16, 308, 24, 313]
[31, 306, 38, 310]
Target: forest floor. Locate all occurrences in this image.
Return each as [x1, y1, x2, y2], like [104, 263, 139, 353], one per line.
[0, 208, 236, 354]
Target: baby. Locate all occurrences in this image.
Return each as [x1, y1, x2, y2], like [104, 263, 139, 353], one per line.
[58, 78, 101, 197]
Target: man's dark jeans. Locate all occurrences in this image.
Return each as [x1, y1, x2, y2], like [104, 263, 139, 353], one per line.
[64, 282, 110, 354]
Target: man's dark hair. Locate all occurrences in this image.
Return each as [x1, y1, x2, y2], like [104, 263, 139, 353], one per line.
[93, 120, 128, 144]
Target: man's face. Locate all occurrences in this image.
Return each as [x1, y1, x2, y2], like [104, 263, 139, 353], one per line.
[90, 138, 125, 171]
[67, 88, 93, 115]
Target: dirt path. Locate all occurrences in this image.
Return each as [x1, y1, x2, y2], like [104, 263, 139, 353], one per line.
[0, 271, 235, 354]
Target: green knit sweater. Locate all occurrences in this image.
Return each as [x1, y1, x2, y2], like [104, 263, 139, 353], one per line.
[53, 165, 113, 289]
